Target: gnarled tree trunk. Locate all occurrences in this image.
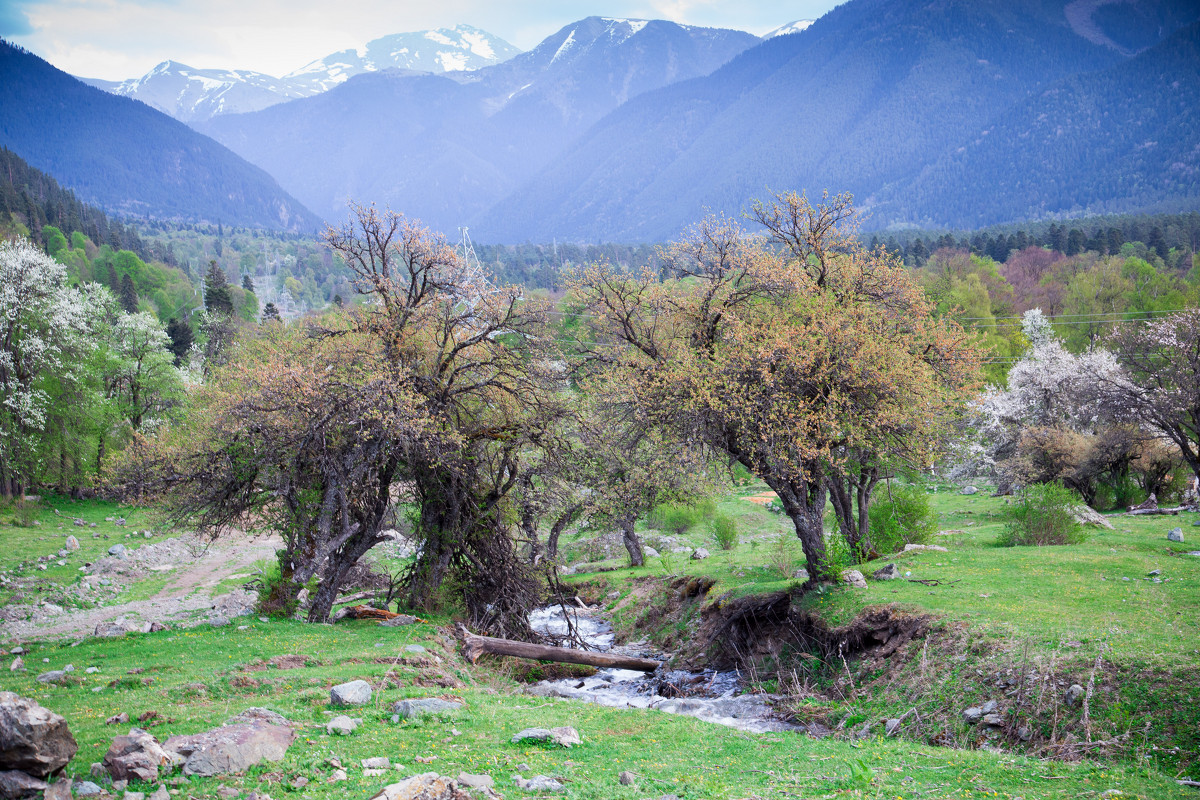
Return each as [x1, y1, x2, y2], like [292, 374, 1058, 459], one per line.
[620, 513, 644, 567]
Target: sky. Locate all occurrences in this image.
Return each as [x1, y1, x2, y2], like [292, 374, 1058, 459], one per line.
[3, 0, 843, 81]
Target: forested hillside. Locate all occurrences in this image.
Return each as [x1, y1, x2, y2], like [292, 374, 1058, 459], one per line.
[0, 41, 321, 231]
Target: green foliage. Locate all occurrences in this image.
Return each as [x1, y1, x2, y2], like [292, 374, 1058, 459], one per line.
[710, 511, 738, 551]
[649, 502, 708, 535]
[867, 483, 936, 555]
[8, 497, 38, 527]
[998, 482, 1088, 547]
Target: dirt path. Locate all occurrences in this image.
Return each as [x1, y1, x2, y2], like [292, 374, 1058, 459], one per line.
[2, 534, 281, 643]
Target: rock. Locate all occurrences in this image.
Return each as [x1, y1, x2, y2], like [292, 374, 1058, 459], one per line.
[884, 718, 902, 737]
[403, 645, 427, 654]
[106, 713, 130, 726]
[147, 787, 170, 800]
[960, 486, 978, 495]
[8, 658, 22, 673]
[288, 777, 307, 790]
[164, 722, 294, 777]
[510, 726, 581, 748]
[107, 544, 127, 559]
[982, 714, 1004, 727]
[0, 692, 79, 777]
[329, 768, 348, 783]
[102, 728, 183, 782]
[75, 781, 103, 796]
[226, 708, 291, 727]
[8, 649, 21, 656]
[208, 616, 230, 628]
[840, 569, 867, 589]
[43, 777, 71, 800]
[64, 536, 79, 552]
[962, 707, 983, 724]
[362, 757, 391, 769]
[391, 698, 463, 719]
[456, 772, 494, 790]
[370, 774, 473, 800]
[872, 563, 900, 581]
[123, 792, 145, 800]
[1168, 527, 1184, 543]
[95, 621, 131, 638]
[1065, 684, 1085, 706]
[980, 700, 998, 714]
[792, 568, 810, 582]
[514, 775, 564, 792]
[34, 671, 66, 684]
[379, 615, 420, 627]
[1148, 569, 1161, 576]
[0, 770, 48, 797]
[330, 680, 371, 706]
[691, 548, 709, 560]
[1017, 726, 1032, 742]
[619, 770, 637, 785]
[364, 768, 387, 777]
[325, 716, 358, 736]
[903, 543, 949, 553]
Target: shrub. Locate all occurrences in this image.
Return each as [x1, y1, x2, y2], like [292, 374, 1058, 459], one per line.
[11, 497, 38, 527]
[710, 512, 738, 550]
[998, 482, 1088, 546]
[649, 502, 706, 535]
[867, 484, 936, 555]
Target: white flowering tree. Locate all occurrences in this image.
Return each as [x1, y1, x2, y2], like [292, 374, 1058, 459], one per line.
[0, 238, 95, 497]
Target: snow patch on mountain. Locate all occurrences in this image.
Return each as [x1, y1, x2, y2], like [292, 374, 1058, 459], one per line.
[765, 20, 815, 38]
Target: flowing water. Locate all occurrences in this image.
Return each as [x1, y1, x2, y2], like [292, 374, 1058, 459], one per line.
[525, 605, 799, 733]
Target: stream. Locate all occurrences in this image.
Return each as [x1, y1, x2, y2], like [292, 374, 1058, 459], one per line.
[525, 606, 799, 733]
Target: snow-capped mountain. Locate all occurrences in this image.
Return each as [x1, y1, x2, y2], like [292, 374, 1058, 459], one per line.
[81, 25, 520, 122]
[765, 20, 815, 38]
[81, 61, 311, 122]
[284, 24, 521, 94]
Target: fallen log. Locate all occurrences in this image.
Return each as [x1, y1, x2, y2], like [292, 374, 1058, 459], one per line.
[1125, 508, 1179, 516]
[339, 604, 402, 621]
[458, 626, 660, 672]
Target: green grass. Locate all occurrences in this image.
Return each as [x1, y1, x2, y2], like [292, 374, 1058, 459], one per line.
[2, 618, 1193, 799]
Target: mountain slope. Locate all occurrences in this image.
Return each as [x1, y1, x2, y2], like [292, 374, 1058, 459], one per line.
[876, 20, 1200, 227]
[474, 0, 1199, 242]
[202, 18, 759, 230]
[0, 41, 320, 230]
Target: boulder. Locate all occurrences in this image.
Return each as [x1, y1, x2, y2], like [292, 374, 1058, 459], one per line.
[330, 680, 371, 706]
[226, 708, 291, 727]
[619, 770, 637, 785]
[1064, 684, 1085, 706]
[362, 757, 391, 769]
[884, 718, 902, 737]
[0, 692, 78, 777]
[94, 621, 131, 638]
[982, 714, 1004, 727]
[102, 728, 182, 782]
[43, 777, 71, 800]
[456, 773, 494, 790]
[379, 615, 420, 627]
[510, 726, 581, 747]
[903, 543, 949, 553]
[369, 773, 472, 800]
[0, 770, 48, 798]
[962, 707, 983, 724]
[840, 569, 867, 589]
[107, 544, 127, 559]
[792, 568, 810, 582]
[871, 563, 900, 581]
[34, 671, 66, 685]
[1070, 505, 1113, 530]
[164, 722, 294, 777]
[325, 716, 358, 736]
[515, 775, 564, 792]
[691, 548, 709, 560]
[63, 536, 79, 552]
[960, 486, 978, 495]
[391, 699, 463, 719]
[1168, 527, 1184, 543]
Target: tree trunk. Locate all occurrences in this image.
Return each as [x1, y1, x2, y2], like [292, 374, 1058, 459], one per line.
[546, 505, 579, 561]
[826, 466, 879, 561]
[620, 514, 644, 567]
[767, 476, 829, 581]
[460, 626, 660, 671]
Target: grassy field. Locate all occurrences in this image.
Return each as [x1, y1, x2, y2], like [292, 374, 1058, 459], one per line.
[1, 489, 1198, 798]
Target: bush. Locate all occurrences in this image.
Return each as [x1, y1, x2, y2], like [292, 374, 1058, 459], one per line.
[11, 497, 38, 527]
[867, 484, 936, 555]
[710, 512, 738, 550]
[649, 502, 706, 535]
[998, 482, 1088, 546]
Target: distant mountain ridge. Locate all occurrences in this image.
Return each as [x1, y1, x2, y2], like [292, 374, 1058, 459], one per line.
[200, 17, 760, 230]
[82, 25, 521, 122]
[0, 41, 320, 231]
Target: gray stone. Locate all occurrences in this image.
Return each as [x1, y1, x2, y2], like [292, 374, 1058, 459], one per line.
[123, 792, 145, 800]
[840, 569, 867, 589]
[1065, 684, 1085, 706]
[1071, 505, 1114, 529]
[872, 563, 901, 581]
[362, 757, 391, 769]
[369, 774, 472, 800]
[792, 568, 810, 582]
[903, 543, 949, 553]
[107, 544, 127, 559]
[207, 616, 230, 628]
[962, 707, 983, 724]
[884, 718, 902, 737]
[0, 770, 47, 797]
[378, 615, 420, 627]
[403, 645, 427, 654]
[619, 770, 637, 785]
[982, 713, 1004, 727]
[330, 680, 371, 706]
[147, 787, 170, 800]
[510, 726, 581, 748]
[325, 716, 358, 736]
[0, 692, 79, 777]
[164, 722, 294, 777]
[456, 772, 495, 790]
[64, 536, 79, 552]
[95, 620, 130, 638]
[43, 777, 71, 800]
[74, 781, 103, 796]
[8, 649, 22, 656]
[34, 671, 66, 684]
[980, 700, 998, 714]
[226, 708, 291, 727]
[1168, 527, 1184, 543]
[8, 658, 22, 672]
[514, 775, 564, 792]
[1017, 726, 1032, 742]
[1148, 569, 1161, 576]
[102, 728, 183, 782]
[691, 548, 709, 560]
[391, 698, 463, 719]
[960, 486, 978, 495]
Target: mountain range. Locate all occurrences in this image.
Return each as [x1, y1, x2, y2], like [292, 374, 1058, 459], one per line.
[82, 25, 521, 122]
[0, 41, 320, 231]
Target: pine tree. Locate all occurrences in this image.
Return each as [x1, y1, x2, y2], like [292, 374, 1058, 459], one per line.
[118, 273, 139, 313]
[261, 302, 281, 323]
[107, 264, 119, 292]
[204, 260, 234, 316]
[241, 274, 255, 294]
[165, 317, 194, 367]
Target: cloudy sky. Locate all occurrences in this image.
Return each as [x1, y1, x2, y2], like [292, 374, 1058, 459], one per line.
[3, 0, 842, 81]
